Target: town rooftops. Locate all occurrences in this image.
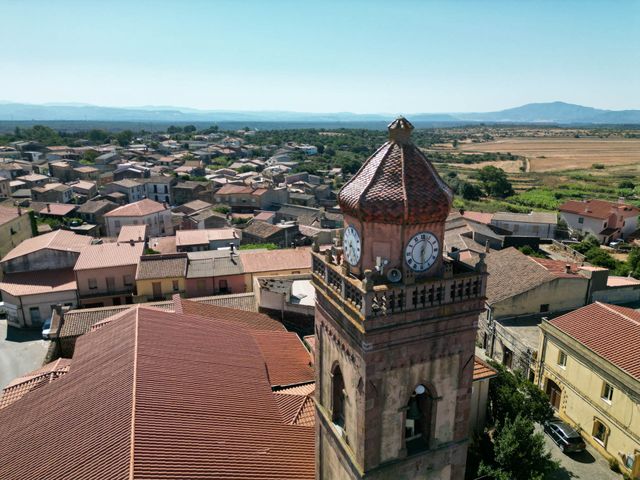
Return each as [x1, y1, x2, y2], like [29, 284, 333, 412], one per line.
[559, 199, 640, 220]
[0, 268, 77, 297]
[37, 203, 77, 216]
[104, 198, 167, 217]
[175, 228, 237, 247]
[240, 247, 312, 274]
[0, 303, 314, 479]
[492, 211, 558, 224]
[74, 241, 144, 270]
[110, 178, 141, 188]
[117, 224, 148, 243]
[1, 229, 92, 263]
[545, 302, 640, 381]
[136, 253, 188, 280]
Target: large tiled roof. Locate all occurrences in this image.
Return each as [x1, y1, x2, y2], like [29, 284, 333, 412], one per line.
[338, 117, 453, 225]
[240, 247, 312, 274]
[217, 184, 268, 196]
[74, 241, 144, 270]
[136, 254, 188, 280]
[57, 292, 259, 338]
[243, 220, 284, 239]
[485, 247, 556, 305]
[559, 199, 640, 220]
[547, 302, 640, 380]
[104, 198, 167, 217]
[0, 268, 77, 297]
[1, 229, 92, 263]
[0, 306, 314, 479]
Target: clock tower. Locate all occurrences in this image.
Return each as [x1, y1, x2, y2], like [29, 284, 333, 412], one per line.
[312, 117, 487, 479]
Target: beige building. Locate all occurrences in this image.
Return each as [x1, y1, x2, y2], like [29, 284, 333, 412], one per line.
[135, 253, 187, 302]
[0, 206, 34, 262]
[538, 302, 640, 478]
[74, 241, 144, 307]
[104, 199, 173, 238]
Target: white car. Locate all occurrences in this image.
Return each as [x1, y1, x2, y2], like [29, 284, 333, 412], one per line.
[609, 240, 623, 248]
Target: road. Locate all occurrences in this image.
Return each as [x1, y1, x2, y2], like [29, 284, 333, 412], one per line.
[542, 425, 622, 480]
[0, 319, 50, 389]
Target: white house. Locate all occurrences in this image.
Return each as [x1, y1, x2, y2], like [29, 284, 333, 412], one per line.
[104, 199, 173, 238]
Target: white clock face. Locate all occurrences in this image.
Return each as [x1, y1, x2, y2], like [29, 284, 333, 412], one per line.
[343, 225, 361, 266]
[405, 232, 439, 272]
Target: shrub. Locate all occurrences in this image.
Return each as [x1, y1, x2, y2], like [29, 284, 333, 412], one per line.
[609, 457, 621, 473]
[592, 163, 605, 170]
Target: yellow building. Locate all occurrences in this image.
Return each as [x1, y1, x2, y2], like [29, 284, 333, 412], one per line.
[135, 253, 188, 302]
[538, 302, 640, 478]
[0, 206, 34, 262]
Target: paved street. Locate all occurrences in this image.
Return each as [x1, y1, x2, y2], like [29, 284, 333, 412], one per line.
[0, 319, 50, 389]
[542, 426, 622, 480]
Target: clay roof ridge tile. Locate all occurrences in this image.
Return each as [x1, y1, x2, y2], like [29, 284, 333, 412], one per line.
[128, 306, 140, 478]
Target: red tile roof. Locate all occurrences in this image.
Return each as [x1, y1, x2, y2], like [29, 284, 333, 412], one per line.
[473, 356, 498, 381]
[0, 206, 20, 226]
[217, 184, 268, 196]
[0, 268, 77, 297]
[547, 302, 640, 380]
[559, 199, 640, 220]
[462, 211, 494, 225]
[1, 229, 92, 263]
[252, 331, 315, 387]
[74, 241, 144, 270]
[0, 358, 71, 409]
[240, 247, 312, 274]
[38, 203, 77, 216]
[338, 117, 453, 224]
[104, 198, 168, 217]
[530, 257, 581, 278]
[0, 305, 316, 479]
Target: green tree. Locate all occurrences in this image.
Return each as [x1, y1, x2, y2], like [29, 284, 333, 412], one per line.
[183, 125, 197, 133]
[115, 130, 134, 147]
[487, 361, 554, 426]
[477, 166, 514, 198]
[479, 414, 558, 480]
[167, 125, 182, 134]
[460, 182, 483, 201]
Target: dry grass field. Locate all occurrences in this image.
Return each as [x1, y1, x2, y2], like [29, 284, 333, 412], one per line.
[458, 137, 640, 172]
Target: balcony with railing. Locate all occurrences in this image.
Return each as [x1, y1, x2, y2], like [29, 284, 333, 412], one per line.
[311, 249, 487, 323]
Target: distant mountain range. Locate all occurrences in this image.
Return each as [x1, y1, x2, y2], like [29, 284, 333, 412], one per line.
[0, 101, 638, 125]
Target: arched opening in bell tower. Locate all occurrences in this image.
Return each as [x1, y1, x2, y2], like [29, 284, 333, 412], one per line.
[331, 363, 346, 431]
[404, 384, 435, 455]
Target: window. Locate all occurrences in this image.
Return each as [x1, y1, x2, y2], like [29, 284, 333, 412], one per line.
[603, 222, 608, 228]
[602, 382, 614, 402]
[557, 351, 567, 367]
[405, 384, 435, 455]
[331, 364, 346, 430]
[540, 304, 550, 313]
[578, 217, 584, 224]
[172, 280, 179, 292]
[123, 275, 133, 287]
[114, 220, 121, 228]
[88, 278, 98, 290]
[593, 419, 609, 446]
[502, 346, 513, 369]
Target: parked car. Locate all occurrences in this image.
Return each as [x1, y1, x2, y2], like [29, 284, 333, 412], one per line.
[41, 317, 52, 340]
[609, 240, 623, 248]
[544, 420, 586, 454]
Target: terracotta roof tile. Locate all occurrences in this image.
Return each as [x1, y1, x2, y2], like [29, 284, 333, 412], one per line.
[559, 199, 640, 220]
[0, 359, 71, 409]
[104, 198, 168, 217]
[135, 254, 188, 280]
[473, 356, 498, 381]
[240, 247, 311, 274]
[0, 306, 315, 479]
[74, 242, 144, 270]
[0, 206, 20, 226]
[252, 331, 315, 387]
[117, 224, 147, 243]
[0, 268, 77, 297]
[1, 229, 92, 263]
[338, 117, 453, 224]
[175, 228, 237, 247]
[548, 302, 640, 380]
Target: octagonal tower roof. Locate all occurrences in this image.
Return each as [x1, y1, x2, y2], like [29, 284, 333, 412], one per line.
[338, 117, 453, 225]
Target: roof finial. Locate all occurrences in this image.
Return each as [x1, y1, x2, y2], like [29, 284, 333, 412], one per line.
[388, 116, 414, 144]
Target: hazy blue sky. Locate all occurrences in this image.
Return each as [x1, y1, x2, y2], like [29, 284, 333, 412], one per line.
[1, 0, 638, 112]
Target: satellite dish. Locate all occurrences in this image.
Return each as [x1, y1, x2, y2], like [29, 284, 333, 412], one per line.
[387, 268, 402, 283]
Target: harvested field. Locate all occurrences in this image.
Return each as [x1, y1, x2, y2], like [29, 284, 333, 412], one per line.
[458, 137, 640, 172]
[443, 160, 523, 173]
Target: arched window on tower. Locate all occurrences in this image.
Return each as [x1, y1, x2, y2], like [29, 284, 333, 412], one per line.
[331, 364, 346, 432]
[404, 384, 435, 455]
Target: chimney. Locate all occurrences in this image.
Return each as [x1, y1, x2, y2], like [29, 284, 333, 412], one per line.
[229, 242, 235, 253]
[16, 204, 21, 216]
[485, 240, 490, 253]
[129, 239, 134, 246]
[46, 203, 51, 212]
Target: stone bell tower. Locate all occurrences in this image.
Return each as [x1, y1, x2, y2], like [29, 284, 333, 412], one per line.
[312, 117, 487, 479]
